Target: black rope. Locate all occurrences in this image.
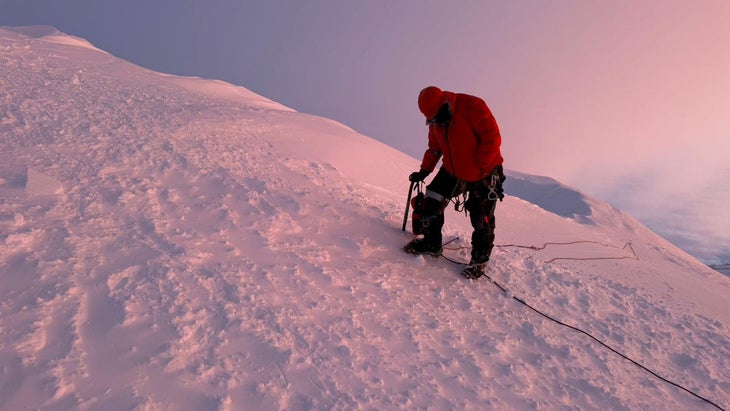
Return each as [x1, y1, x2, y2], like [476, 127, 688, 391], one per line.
[508, 292, 726, 411]
[437, 245, 726, 411]
[444, 240, 640, 264]
[496, 241, 639, 264]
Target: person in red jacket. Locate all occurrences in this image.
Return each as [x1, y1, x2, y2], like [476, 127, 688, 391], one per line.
[405, 86, 505, 278]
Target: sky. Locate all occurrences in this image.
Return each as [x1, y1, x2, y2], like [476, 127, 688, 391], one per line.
[2, 0, 729, 263]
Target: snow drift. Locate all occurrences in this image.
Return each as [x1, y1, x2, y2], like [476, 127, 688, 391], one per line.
[1, 26, 728, 410]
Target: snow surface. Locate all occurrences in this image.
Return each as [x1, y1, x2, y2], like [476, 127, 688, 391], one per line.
[1, 27, 729, 411]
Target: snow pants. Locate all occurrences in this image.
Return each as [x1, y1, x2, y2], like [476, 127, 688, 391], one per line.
[419, 166, 505, 264]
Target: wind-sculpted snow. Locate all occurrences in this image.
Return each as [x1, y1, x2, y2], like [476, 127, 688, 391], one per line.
[1, 27, 728, 411]
[505, 171, 593, 222]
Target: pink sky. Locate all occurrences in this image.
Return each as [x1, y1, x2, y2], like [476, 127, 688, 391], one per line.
[490, 1, 730, 186]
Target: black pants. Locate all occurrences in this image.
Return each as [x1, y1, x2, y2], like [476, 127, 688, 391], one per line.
[420, 166, 504, 264]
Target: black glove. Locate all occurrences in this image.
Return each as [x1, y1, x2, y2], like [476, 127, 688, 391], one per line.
[409, 169, 430, 182]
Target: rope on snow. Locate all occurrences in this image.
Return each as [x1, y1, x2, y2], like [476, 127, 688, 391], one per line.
[437, 239, 725, 411]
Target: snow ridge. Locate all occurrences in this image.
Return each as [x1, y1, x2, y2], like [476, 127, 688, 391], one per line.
[1, 27, 729, 411]
[3, 25, 106, 53]
[710, 264, 730, 276]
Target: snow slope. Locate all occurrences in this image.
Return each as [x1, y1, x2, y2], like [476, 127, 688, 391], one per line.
[1, 26, 728, 411]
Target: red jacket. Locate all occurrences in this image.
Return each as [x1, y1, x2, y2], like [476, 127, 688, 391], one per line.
[419, 91, 503, 182]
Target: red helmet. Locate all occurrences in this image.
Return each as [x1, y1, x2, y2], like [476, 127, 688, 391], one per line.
[418, 86, 443, 119]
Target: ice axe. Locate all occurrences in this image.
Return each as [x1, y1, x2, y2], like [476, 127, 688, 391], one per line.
[402, 181, 415, 231]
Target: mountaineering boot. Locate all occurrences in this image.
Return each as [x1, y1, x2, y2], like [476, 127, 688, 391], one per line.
[461, 261, 487, 279]
[403, 237, 442, 257]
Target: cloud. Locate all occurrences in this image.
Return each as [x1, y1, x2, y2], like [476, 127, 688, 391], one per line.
[590, 166, 730, 263]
